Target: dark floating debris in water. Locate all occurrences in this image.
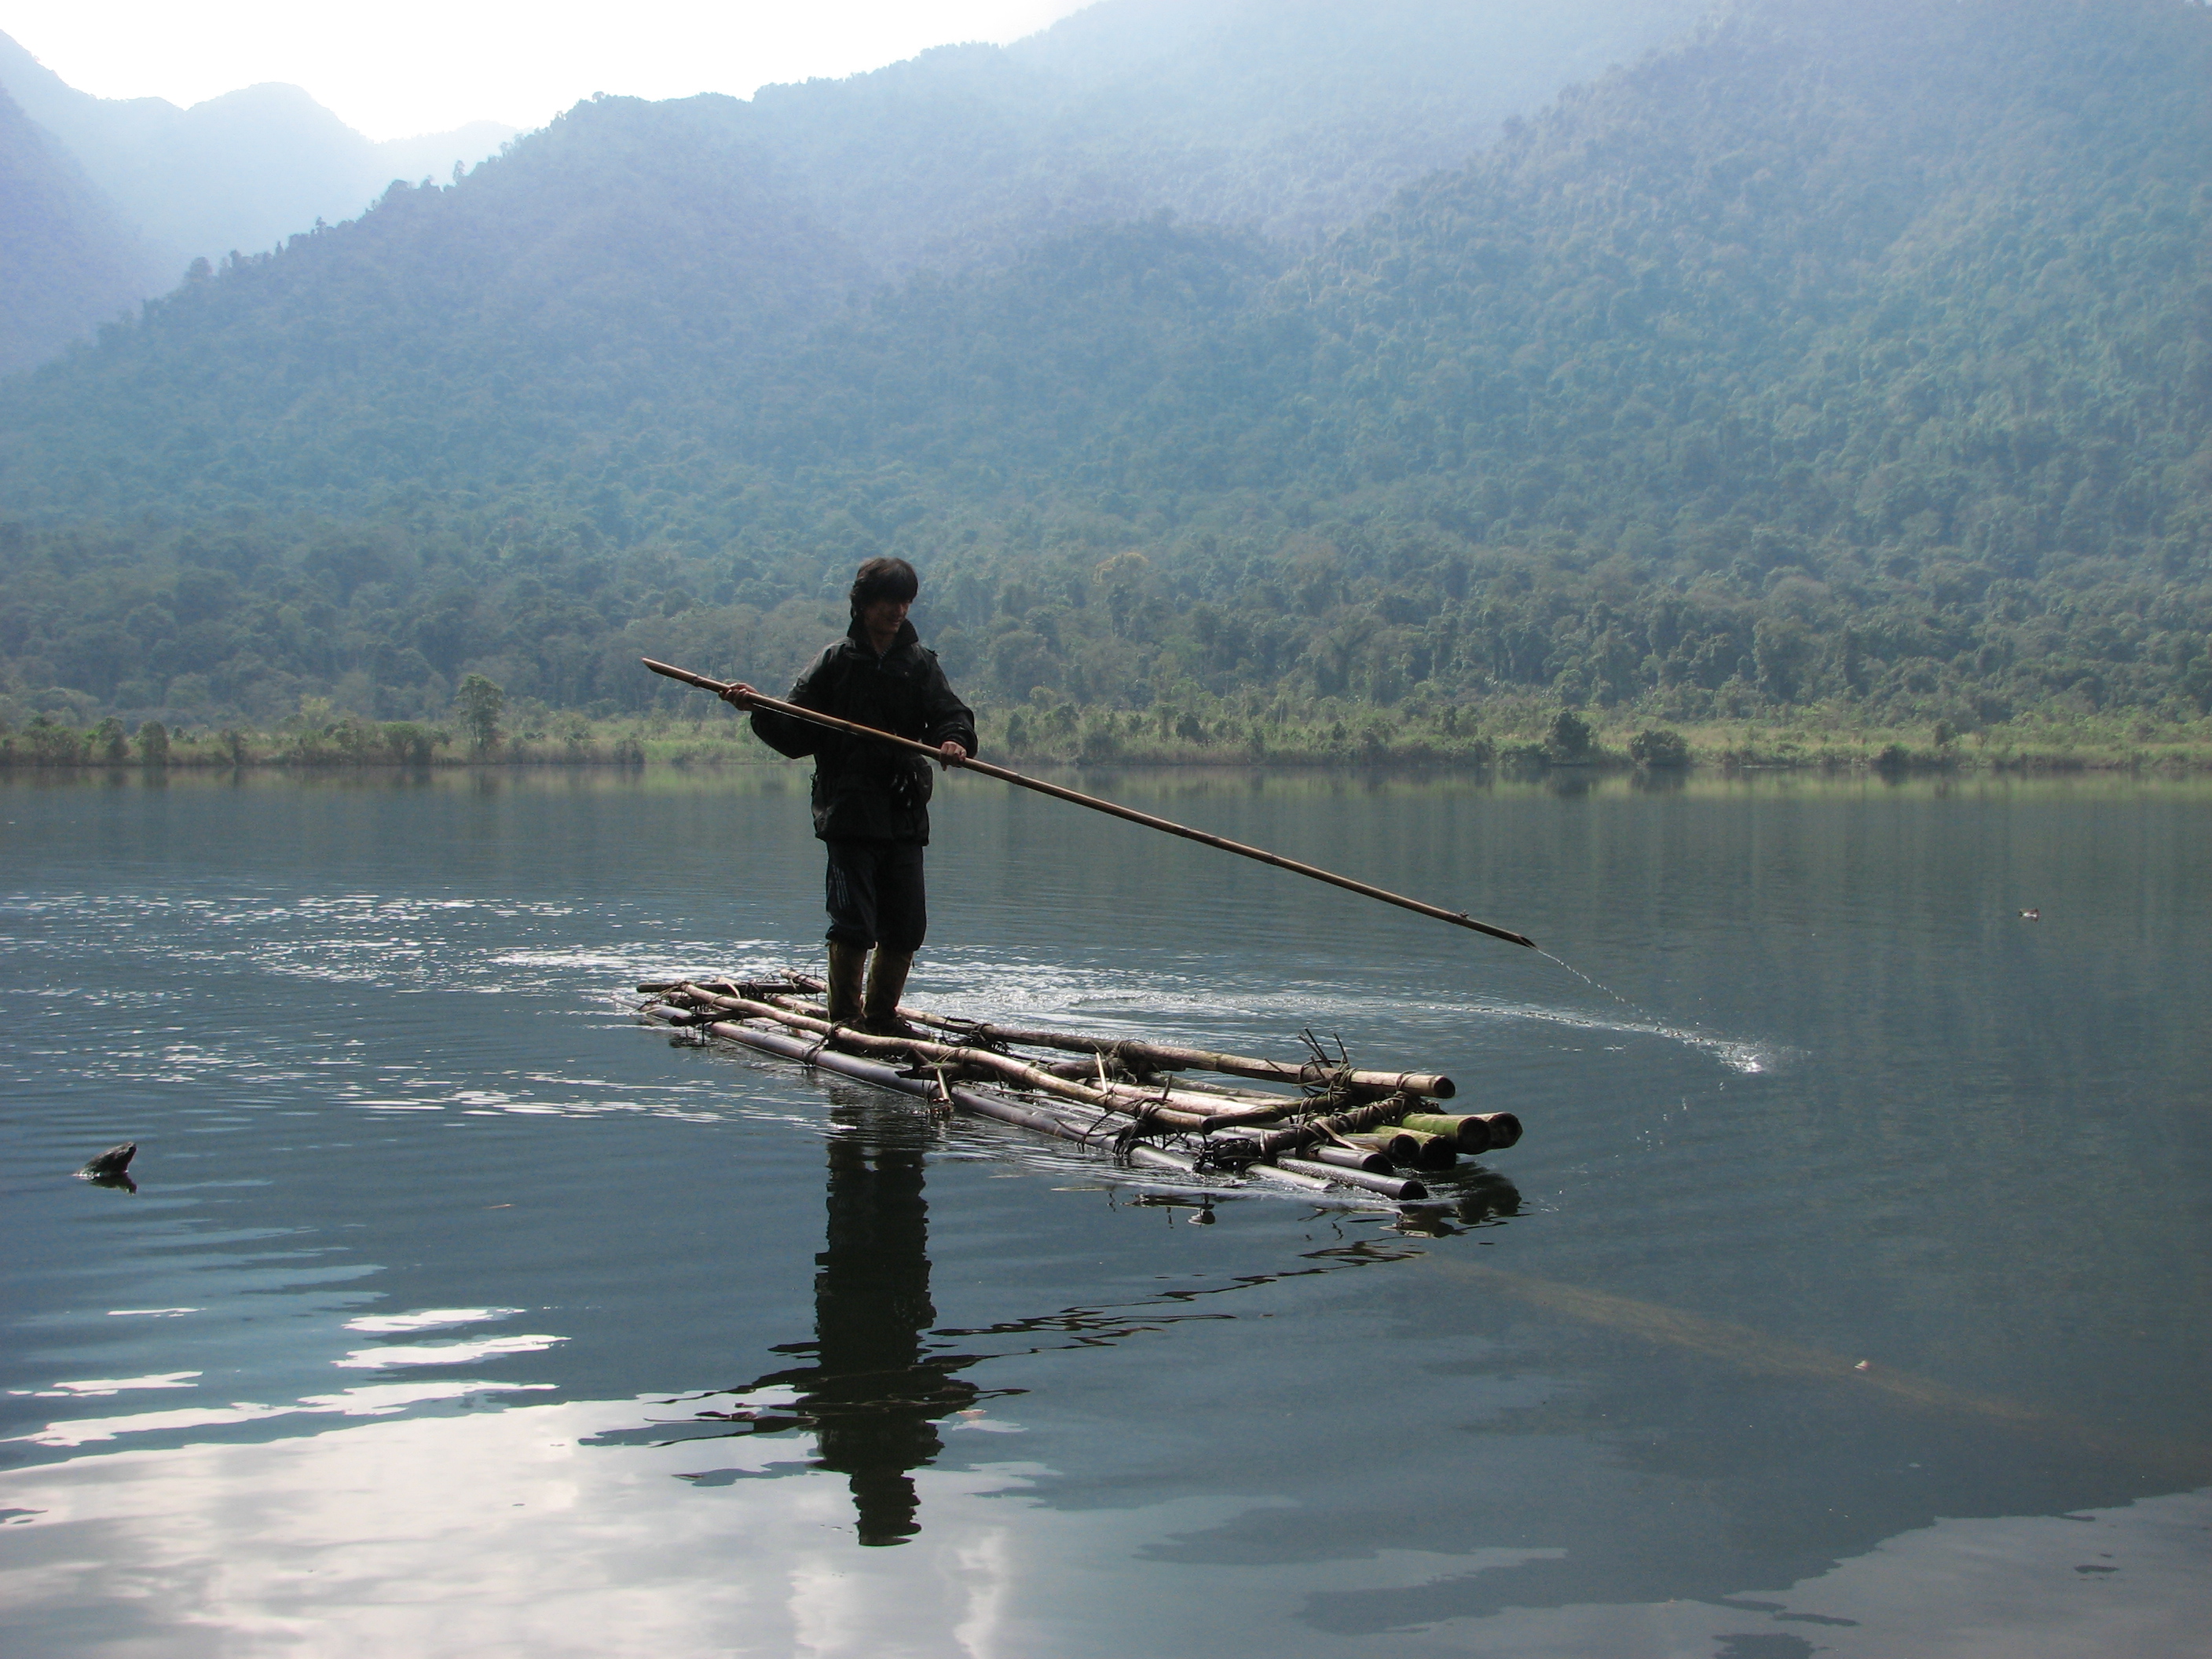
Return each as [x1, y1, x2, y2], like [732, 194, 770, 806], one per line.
[78, 1141, 137, 1192]
[637, 973, 1526, 1208]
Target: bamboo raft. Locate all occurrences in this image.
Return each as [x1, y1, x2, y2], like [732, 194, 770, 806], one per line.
[636, 974, 1522, 1205]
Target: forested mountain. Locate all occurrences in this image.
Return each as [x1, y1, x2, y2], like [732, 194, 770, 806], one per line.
[0, 29, 513, 348]
[0, 2, 1687, 379]
[0, 30, 515, 271]
[0, 86, 160, 372]
[2, 0, 2207, 741]
[756, 0, 1705, 266]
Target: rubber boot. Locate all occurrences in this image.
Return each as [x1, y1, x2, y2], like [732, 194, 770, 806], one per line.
[826, 941, 868, 1027]
[862, 949, 917, 1037]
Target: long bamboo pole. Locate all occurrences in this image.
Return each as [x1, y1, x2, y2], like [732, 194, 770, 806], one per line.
[709, 979, 1456, 1102]
[661, 985, 1289, 1133]
[642, 657, 1536, 950]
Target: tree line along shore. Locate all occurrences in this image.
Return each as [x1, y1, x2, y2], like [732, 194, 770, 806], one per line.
[4, 677, 2207, 775]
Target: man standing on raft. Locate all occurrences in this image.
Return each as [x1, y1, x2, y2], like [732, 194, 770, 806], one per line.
[721, 558, 976, 1035]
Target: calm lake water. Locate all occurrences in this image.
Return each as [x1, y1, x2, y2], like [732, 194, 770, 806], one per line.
[2, 765, 2207, 1657]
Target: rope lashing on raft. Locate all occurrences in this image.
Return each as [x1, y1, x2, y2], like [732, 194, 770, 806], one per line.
[1105, 1082, 1185, 1163]
[639, 994, 707, 1039]
[893, 1059, 965, 1117]
[1192, 1137, 1265, 1174]
[1295, 1028, 1364, 1112]
[929, 1019, 1026, 1061]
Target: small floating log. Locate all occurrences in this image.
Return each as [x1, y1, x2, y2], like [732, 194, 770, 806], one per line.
[1470, 1111, 1522, 1149]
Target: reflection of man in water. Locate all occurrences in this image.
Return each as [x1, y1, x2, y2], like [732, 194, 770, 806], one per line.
[723, 1122, 1511, 1543]
[756, 1126, 977, 1544]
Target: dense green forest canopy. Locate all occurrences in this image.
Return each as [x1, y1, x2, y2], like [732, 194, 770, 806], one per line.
[2, 0, 2208, 740]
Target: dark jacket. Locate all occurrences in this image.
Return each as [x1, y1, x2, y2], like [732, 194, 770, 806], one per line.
[751, 619, 978, 844]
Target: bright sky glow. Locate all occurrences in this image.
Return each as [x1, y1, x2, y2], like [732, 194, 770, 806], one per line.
[0, 1, 1091, 141]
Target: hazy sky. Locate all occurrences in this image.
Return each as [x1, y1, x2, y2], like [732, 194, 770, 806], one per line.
[0, 0, 1092, 141]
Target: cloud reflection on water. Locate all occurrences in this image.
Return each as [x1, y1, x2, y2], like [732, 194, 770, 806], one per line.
[0, 1404, 2203, 1657]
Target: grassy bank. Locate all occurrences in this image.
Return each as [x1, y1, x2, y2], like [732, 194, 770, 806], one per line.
[976, 698, 2212, 774]
[5, 699, 2210, 774]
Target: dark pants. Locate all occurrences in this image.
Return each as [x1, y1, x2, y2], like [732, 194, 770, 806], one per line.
[823, 840, 927, 952]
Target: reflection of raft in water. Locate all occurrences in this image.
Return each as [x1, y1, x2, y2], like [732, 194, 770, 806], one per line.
[638, 973, 1522, 1206]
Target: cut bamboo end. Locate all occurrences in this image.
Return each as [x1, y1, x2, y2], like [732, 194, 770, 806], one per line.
[1348, 1126, 1457, 1170]
[1400, 1111, 1493, 1154]
[1468, 1111, 1522, 1149]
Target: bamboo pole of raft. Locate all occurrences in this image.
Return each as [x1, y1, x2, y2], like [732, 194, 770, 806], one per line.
[1273, 1155, 1427, 1201]
[694, 1016, 1201, 1178]
[1401, 1110, 1524, 1152]
[701, 980, 1459, 1102]
[1219, 1097, 1414, 1158]
[647, 986, 1466, 1193]
[1297, 1143, 1396, 1175]
[661, 987, 1287, 1132]
[661, 1012, 1406, 1203]
[912, 1019, 1458, 1101]
[714, 983, 1395, 1107]
[662, 985, 1303, 1125]
[641, 657, 1536, 951]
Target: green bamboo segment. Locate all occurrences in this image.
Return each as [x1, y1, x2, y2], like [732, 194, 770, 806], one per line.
[1392, 1127, 1459, 1170]
[1400, 1111, 1494, 1153]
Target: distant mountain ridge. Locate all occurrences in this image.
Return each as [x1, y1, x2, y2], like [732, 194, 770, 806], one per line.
[0, 28, 515, 369]
[0, 0, 1697, 375]
[0, 84, 159, 374]
[0, 31, 515, 269]
[746, 0, 1706, 269]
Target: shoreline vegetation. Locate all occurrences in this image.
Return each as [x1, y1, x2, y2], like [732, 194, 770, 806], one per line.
[5, 687, 2209, 775]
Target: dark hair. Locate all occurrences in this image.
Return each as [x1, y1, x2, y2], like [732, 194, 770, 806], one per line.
[849, 557, 919, 615]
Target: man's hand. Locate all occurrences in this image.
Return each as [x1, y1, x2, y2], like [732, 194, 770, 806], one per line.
[937, 740, 969, 769]
[720, 681, 760, 711]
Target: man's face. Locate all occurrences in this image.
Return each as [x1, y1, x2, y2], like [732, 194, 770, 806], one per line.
[860, 595, 910, 639]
